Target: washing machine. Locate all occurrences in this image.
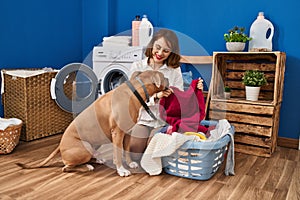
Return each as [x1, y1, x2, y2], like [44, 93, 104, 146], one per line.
[51, 46, 144, 115]
[92, 46, 144, 96]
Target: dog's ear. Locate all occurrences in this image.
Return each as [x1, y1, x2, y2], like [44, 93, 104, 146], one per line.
[152, 72, 162, 88]
[130, 71, 142, 80]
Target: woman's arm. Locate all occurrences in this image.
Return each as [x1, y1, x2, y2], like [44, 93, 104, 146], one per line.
[172, 67, 184, 91]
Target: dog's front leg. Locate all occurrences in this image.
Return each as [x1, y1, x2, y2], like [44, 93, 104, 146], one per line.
[124, 134, 138, 169]
[111, 129, 131, 177]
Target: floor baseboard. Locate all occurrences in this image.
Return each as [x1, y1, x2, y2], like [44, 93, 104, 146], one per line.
[277, 137, 299, 149]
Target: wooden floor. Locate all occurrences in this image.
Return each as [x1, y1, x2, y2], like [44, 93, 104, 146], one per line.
[0, 134, 299, 200]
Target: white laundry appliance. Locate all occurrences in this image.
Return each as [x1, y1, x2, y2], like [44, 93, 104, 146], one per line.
[92, 46, 144, 96]
[51, 46, 144, 114]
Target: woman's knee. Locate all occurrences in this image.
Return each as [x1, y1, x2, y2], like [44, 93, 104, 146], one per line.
[131, 124, 150, 139]
[147, 127, 161, 145]
[130, 124, 150, 153]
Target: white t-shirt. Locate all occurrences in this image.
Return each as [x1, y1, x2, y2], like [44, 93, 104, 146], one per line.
[129, 57, 184, 128]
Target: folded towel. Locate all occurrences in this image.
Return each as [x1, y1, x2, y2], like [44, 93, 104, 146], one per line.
[207, 119, 235, 176]
[102, 36, 132, 42]
[102, 36, 131, 47]
[140, 132, 199, 175]
[0, 118, 22, 131]
[1, 68, 57, 94]
[225, 132, 235, 176]
[103, 41, 130, 48]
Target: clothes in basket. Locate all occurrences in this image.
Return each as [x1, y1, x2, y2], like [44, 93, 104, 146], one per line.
[140, 119, 235, 180]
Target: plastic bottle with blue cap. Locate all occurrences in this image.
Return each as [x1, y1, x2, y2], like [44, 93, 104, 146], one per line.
[248, 12, 274, 52]
[139, 15, 153, 47]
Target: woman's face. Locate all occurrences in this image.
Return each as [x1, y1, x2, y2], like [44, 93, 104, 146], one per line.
[152, 37, 172, 65]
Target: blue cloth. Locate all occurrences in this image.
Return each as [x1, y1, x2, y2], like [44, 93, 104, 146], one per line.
[180, 63, 208, 91]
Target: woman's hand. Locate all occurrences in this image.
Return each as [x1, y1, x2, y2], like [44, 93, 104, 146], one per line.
[197, 78, 204, 90]
[156, 88, 173, 99]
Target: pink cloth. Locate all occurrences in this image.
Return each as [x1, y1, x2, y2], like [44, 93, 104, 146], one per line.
[159, 79, 208, 134]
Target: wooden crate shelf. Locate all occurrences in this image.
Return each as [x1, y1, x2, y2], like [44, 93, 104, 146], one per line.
[210, 51, 286, 105]
[208, 52, 286, 157]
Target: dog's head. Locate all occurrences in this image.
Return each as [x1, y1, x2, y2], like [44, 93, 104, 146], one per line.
[131, 70, 169, 91]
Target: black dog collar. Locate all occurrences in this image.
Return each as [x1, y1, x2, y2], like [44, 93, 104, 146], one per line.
[125, 80, 157, 121]
[135, 76, 150, 102]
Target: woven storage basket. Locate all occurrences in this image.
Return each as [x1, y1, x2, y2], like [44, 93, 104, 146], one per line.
[162, 125, 234, 180]
[0, 123, 23, 154]
[2, 69, 74, 141]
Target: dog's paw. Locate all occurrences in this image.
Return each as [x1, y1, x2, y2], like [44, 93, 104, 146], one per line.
[117, 166, 131, 177]
[128, 161, 139, 169]
[86, 164, 94, 171]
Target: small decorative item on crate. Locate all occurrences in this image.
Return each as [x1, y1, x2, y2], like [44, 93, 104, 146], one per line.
[224, 26, 252, 52]
[242, 70, 267, 101]
[224, 86, 231, 99]
[0, 118, 23, 154]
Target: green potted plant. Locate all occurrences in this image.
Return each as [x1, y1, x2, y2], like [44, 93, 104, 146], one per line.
[224, 26, 252, 52]
[224, 86, 231, 99]
[242, 70, 267, 101]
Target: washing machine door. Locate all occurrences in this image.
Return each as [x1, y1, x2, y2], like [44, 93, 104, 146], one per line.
[95, 63, 130, 95]
[50, 63, 98, 114]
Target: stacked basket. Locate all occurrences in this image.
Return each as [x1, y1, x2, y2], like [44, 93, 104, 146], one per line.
[1, 69, 74, 141]
[0, 121, 23, 154]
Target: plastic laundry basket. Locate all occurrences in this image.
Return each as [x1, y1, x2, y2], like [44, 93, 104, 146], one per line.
[162, 122, 234, 180]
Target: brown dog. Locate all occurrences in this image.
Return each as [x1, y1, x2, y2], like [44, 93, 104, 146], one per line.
[17, 70, 169, 177]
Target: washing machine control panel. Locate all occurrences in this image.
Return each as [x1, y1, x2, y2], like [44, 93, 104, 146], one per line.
[93, 46, 144, 62]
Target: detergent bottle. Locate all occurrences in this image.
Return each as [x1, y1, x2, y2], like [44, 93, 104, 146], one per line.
[248, 12, 274, 52]
[132, 15, 141, 46]
[139, 15, 153, 47]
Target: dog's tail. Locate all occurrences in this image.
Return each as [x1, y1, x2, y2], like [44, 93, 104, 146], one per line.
[16, 146, 60, 169]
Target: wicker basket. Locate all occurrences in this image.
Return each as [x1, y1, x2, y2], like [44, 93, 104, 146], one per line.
[162, 125, 234, 180]
[0, 123, 23, 154]
[2, 69, 74, 141]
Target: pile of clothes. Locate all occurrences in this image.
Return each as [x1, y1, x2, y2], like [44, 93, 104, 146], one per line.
[140, 79, 235, 177]
[159, 79, 208, 136]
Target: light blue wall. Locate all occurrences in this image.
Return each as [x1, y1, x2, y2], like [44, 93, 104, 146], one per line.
[0, 0, 299, 140]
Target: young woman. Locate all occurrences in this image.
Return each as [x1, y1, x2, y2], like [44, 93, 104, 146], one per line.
[128, 29, 203, 161]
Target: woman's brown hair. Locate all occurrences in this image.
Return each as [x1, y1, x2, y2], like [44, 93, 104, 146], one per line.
[145, 29, 181, 68]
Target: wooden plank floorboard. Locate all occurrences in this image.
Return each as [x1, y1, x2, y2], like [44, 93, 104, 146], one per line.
[276, 160, 296, 191]
[263, 154, 286, 193]
[242, 186, 273, 200]
[227, 175, 255, 200]
[286, 161, 300, 200]
[246, 152, 280, 189]
[0, 134, 299, 200]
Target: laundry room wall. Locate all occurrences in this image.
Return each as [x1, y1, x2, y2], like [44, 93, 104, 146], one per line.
[0, 0, 79, 117]
[0, 0, 83, 68]
[1, 0, 300, 141]
[82, 0, 112, 66]
[0, 0, 108, 117]
[96, 0, 300, 140]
